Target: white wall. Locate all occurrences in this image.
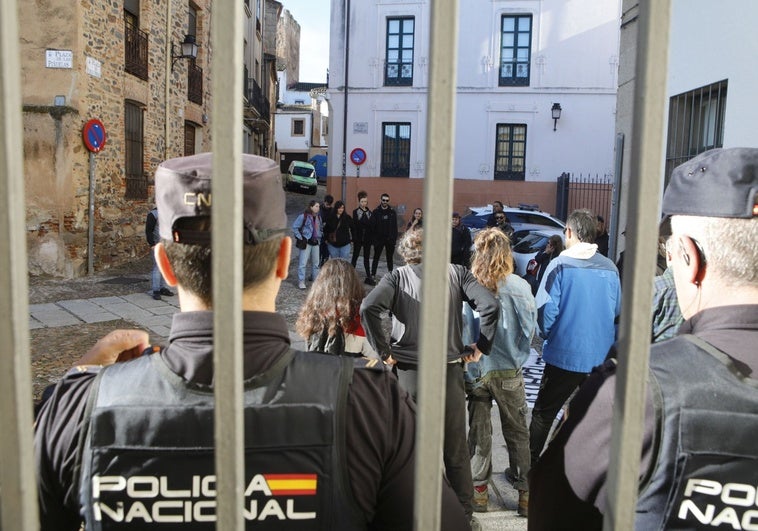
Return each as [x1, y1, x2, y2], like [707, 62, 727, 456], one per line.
[274, 111, 312, 151]
[328, 0, 621, 182]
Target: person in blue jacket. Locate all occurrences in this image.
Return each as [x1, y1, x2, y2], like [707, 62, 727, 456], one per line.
[529, 208, 621, 466]
[292, 200, 322, 289]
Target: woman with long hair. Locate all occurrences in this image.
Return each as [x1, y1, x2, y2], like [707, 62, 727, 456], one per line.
[292, 200, 322, 289]
[324, 200, 353, 260]
[526, 234, 564, 295]
[296, 259, 379, 359]
[465, 227, 537, 516]
[406, 207, 423, 232]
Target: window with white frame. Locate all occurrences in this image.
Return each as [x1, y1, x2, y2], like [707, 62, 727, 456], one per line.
[385, 17, 414, 86]
[494, 124, 526, 180]
[499, 15, 532, 87]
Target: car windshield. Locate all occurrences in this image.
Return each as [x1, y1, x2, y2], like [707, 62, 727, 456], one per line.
[292, 166, 314, 177]
[513, 234, 549, 254]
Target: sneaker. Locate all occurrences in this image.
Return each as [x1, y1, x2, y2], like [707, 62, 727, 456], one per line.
[472, 485, 488, 513]
[469, 516, 482, 531]
[159, 288, 175, 296]
[518, 490, 529, 517]
[364, 276, 376, 286]
[298, 281, 306, 289]
[152, 291, 161, 301]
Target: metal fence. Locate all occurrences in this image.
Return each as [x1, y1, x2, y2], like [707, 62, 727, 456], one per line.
[556, 171, 613, 221]
[0, 0, 669, 529]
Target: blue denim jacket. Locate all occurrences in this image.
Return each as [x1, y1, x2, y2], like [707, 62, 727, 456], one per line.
[292, 213, 322, 241]
[464, 275, 537, 384]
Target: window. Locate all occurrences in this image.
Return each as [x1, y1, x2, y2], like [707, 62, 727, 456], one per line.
[385, 17, 414, 86]
[381, 122, 411, 177]
[665, 79, 727, 185]
[494, 124, 526, 180]
[124, 101, 146, 199]
[322, 117, 328, 136]
[499, 15, 532, 87]
[292, 118, 305, 136]
[188, 4, 198, 37]
[184, 122, 197, 156]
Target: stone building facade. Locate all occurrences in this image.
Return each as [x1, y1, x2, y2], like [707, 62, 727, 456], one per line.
[20, 0, 213, 277]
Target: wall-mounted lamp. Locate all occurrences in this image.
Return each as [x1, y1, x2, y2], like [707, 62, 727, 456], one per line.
[551, 103, 562, 131]
[172, 34, 199, 70]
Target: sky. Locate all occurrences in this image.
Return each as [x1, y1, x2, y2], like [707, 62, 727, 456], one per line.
[280, 0, 330, 83]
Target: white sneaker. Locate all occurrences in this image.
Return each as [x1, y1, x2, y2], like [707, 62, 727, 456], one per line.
[298, 281, 306, 289]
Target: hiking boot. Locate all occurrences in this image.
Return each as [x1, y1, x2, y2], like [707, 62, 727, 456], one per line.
[159, 288, 175, 296]
[518, 490, 529, 517]
[472, 485, 488, 513]
[152, 291, 161, 301]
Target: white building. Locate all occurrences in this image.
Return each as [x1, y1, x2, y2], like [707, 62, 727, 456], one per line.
[274, 68, 328, 172]
[327, 0, 621, 212]
[613, 0, 758, 257]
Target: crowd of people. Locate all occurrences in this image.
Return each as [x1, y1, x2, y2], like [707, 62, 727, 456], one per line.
[33, 147, 756, 530]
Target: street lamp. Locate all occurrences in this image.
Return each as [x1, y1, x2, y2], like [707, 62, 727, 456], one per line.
[551, 102, 562, 131]
[172, 34, 199, 70]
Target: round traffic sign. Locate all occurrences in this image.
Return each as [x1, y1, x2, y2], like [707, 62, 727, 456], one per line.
[82, 119, 107, 153]
[350, 148, 367, 166]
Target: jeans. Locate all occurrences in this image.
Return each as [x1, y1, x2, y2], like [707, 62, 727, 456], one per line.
[327, 243, 351, 260]
[397, 363, 473, 516]
[151, 249, 167, 293]
[529, 363, 588, 465]
[351, 240, 372, 275]
[467, 371, 530, 491]
[298, 244, 320, 282]
[371, 241, 395, 276]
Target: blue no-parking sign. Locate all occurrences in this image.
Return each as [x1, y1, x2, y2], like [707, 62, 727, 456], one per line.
[82, 119, 107, 153]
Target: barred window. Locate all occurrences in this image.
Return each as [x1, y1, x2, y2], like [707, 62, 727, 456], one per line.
[494, 123, 526, 180]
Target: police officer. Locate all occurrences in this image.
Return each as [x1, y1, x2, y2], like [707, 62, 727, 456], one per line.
[529, 147, 758, 529]
[34, 153, 470, 530]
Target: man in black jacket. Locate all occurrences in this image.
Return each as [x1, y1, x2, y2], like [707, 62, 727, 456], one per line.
[451, 212, 472, 267]
[145, 207, 174, 300]
[35, 154, 470, 531]
[370, 193, 398, 278]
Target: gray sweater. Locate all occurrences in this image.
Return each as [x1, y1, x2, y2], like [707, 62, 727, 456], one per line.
[360, 263, 498, 366]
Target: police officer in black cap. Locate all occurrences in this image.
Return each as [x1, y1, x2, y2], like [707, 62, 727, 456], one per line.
[34, 153, 470, 530]
[529, 147, 758, 529]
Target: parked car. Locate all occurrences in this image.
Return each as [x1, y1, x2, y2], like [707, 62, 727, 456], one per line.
[284, 161, 317, 195]
[308, 154, 328, 184]
[512, 228, 565, 277]
[461, 204, 565, 244]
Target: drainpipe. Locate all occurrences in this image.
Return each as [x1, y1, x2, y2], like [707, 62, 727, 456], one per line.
[164, 1, 172, 160]
[340, 0, 350, 203]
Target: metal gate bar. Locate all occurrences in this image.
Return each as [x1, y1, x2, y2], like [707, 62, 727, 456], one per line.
[211, 0, 246, 529]
[0, 0, 40, 527]
[415, 0, 459, 529]
[604, 1, 671, 529]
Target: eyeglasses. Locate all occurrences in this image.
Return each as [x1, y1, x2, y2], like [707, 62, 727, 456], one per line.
[381, 198, 390, 203]
[495, 216, 505, 221]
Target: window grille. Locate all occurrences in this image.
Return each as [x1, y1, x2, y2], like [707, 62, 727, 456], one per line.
[380, 122, 411, 177]
[385, 17, 414, 86]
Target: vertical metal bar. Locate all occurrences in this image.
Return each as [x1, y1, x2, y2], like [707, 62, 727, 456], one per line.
[0, 0, 40, 527]
[415, 0, 458, 529]
[88, 152, 96, 275]
[212, 0, 245, 529]
[609, 133, 623, 259]
[604, 1, 670, 529]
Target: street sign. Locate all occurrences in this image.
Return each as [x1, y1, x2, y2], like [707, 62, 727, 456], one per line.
[350, 147, 367, 166]
[82, 119, 107, 153]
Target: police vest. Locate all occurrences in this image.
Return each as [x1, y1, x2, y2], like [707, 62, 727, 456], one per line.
[636, 334, 758, 530]
[78, 350, 366, 530]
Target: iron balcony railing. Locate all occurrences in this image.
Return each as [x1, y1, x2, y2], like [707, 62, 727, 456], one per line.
[246, 77, 270, 123]
[124, 21, 148, 80]
[188, 62, 203, 105]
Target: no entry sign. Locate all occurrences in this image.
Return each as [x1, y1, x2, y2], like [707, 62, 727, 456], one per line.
[82, 119, 107, 153]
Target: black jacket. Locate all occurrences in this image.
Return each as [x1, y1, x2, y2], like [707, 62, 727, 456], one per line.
[451, 225, 472, 266]
[352, 207, 372, 244]
[371, 206, 398, 244]
[325, 213, 353, 247]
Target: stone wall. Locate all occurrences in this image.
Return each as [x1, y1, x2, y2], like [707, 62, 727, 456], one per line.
[21, 0, 213, 277]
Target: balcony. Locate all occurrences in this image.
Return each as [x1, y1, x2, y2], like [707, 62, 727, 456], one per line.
[188, 62, 203, 105]
[246, 78, 270, 124]
[125, 22, 148, 80]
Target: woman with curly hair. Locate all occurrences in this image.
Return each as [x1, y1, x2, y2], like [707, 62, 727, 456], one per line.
[296, 258, 379, 359]
[464, 227, 537, 516]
